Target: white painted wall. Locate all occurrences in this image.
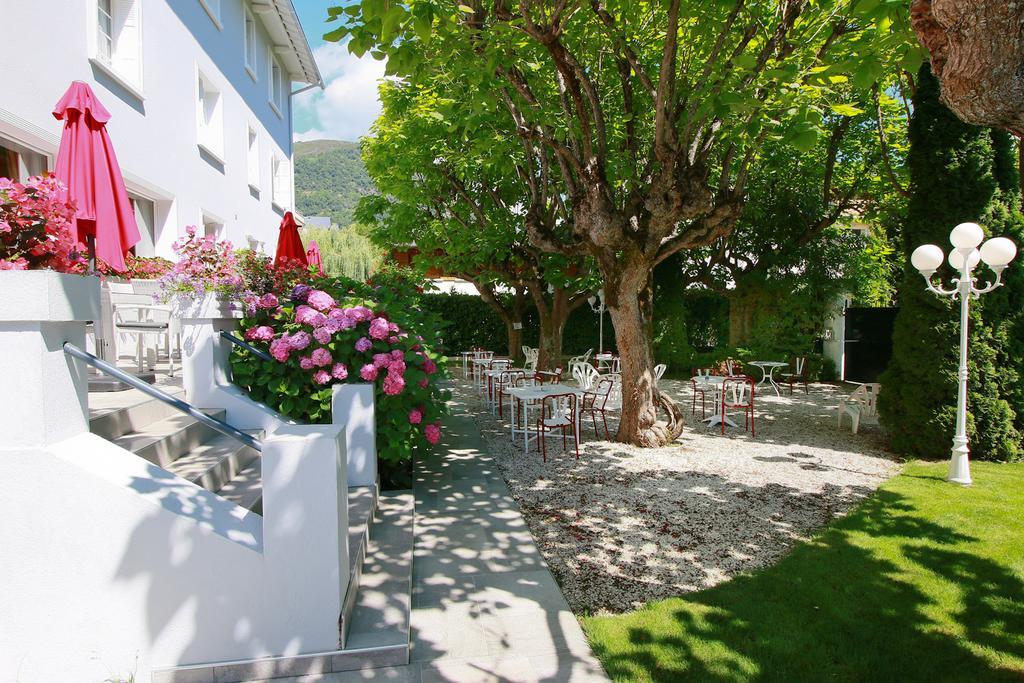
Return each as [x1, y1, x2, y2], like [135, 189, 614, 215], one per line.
[0, 0, 303, 256]
[0, 273, 351, 682]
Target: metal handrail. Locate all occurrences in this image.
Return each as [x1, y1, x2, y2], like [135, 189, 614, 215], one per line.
[63, 342, 262, 452]
[220, 330, 273, 362]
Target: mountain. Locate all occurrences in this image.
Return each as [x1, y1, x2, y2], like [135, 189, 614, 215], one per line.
[294, 140, 374, 227]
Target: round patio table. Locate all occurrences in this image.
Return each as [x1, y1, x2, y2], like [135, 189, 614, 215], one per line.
[747, 361, 788, 397]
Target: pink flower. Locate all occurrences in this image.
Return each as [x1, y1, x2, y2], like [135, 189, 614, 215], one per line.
[269, 338, 290, 362]
[311, 348, 333, 367]
[355, 337, 372, 353]
[418, 378, 429, 389]
[425, 423, 441, 445]
[257, 293, 279, 309]
[360, 364, 379, 381]
[408, 408, 423, 425]
[422, 358, 438, 375]
[307, 290, 335, 312]
[299, 355, 315, 370]
[331, 363, 348, 380]
[383, 372, 406, 396]
[313, 370, 332, 385]
[295, 305, 320, 326]
[391, 349, 404, 360]
[244, 325, 274, 342]
[313, 327, 332, 344]
[389, 360, 406, 375]
[389, 321, 400, 333]
[347, 306, 373, 322]
[338, 315, 357, 330]
[288, 331, 311, 350]
[369, 317, 391, 340]
[323, 318, 343, 334]
[388, 336, 399, 344]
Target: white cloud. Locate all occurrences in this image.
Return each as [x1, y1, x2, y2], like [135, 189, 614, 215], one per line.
[294, 42, 387, 142]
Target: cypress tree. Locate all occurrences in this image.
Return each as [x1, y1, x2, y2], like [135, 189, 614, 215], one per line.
[878, 64, 1020, 462]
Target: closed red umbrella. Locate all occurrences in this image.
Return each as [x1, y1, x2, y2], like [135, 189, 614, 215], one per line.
[306, 239, 324, 275]
[274, 211, 307, 267]
[52, 81, 140, 272]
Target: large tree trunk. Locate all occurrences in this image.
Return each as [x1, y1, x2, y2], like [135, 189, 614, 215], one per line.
[605, 260, 686, 447]
[911, 1, 1024, 137]
[533, 286, 572, 370]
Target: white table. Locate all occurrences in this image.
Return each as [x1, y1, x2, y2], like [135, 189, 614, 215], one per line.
[482, 367, 529, 411]
[470, 356, 501, 389]
[694, 376, 740, 428]
[747, 361, 789, 397]
[506, 383, 583, 454]
[594, 353, 618, 373]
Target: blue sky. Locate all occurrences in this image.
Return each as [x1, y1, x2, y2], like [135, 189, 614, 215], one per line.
[292, 1, 385, 142]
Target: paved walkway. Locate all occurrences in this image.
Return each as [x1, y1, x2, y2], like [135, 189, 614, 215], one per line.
[406, 405, 608, 682]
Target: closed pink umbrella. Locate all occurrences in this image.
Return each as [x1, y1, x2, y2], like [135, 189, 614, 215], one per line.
[306, 239, 324, 275]
[52, 81, 140, 272]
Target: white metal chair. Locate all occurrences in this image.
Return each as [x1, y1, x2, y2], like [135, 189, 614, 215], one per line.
[839, 383, 881, 434]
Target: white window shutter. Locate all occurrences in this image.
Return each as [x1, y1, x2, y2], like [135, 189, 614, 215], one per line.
[112, 0, 141, 87]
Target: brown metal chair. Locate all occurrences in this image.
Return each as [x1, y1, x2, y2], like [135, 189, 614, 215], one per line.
[536, 392, 579, 462]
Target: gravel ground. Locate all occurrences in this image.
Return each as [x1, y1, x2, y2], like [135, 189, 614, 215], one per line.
[453, 376, 899, 614]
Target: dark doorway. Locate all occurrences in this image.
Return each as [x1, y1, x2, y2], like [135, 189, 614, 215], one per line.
[845, 307, 898, 383]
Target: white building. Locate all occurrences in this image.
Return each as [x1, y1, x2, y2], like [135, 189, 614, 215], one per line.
[0, 0, 321, 257]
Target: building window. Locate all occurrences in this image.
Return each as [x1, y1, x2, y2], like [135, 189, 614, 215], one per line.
[203, 215, 223, 238]
[271, 154, 290, 209]
[268, 50, 285, 116]
[244, 7, 258, 79]
[247, 127, 260, 189]
[91, 0, 143, 94]
[199, 0, 222, 29]
[0, 138, 48, 182]
[196, 71, 224, 160]
[97, 0, 113, 61]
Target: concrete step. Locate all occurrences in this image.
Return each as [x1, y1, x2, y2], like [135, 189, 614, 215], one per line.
[215, 459, 263, 514]
[150, 486, 421, 683]
[110, 410, 227, 468]
[335, 491, 415, 671]
[340, 484, 378, 648]
[164, 432, 261, 494]
[88, 391, 185, 441]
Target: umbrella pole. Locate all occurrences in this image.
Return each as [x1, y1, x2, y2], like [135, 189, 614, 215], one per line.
[87, 234, 97, 274]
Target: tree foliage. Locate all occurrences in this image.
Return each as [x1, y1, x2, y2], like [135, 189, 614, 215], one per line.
[301, 224, 383, 281]
[327, 0, 921, 446]
[878, 65, 1020, 462]
[295, 140, 375, 227]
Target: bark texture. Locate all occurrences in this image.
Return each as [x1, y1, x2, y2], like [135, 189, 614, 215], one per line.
[911, 0, 1024, 136]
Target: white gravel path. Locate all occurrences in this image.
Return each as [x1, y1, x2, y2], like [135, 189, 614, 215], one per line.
[453, 377, 898, 614]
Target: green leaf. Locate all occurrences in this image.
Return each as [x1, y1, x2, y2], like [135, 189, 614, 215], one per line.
[830, 104, 865, 117]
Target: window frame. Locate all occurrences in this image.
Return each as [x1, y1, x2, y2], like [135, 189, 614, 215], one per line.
[243, 5, 258, 81]
[88, 0, 145, 100]
[195, 67, 225, 163]
[246, 125, 260, 191]
[268, 48, 285, 118]
[198, 0, 222, 30]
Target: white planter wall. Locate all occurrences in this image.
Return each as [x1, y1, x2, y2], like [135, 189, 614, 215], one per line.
[0, 273, 352, 682]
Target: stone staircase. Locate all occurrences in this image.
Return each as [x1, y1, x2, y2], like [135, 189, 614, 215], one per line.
[88, 391, 416, 682]
[89, 391, 264, 512]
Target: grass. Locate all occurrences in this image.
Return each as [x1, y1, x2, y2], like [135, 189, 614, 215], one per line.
[582, 461, 1024, 682]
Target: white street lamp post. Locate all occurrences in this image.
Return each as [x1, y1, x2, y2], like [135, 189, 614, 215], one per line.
[587, 289, 606, 355]
[910, 222, 1017, 485]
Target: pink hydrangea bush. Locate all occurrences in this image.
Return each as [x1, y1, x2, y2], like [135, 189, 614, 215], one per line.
[0, 175, 85, 272]
[230, 277, 449, 472]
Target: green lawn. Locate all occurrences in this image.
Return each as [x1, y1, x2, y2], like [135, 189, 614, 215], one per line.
[582, 461, 1024, 682]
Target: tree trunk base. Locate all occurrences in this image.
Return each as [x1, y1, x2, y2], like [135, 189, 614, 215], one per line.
[625, 388, 686, 447]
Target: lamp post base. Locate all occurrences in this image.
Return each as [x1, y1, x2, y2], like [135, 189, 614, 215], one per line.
[947, 436, 972, 486]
